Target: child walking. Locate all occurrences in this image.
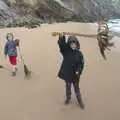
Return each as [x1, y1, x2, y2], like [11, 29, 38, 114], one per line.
[58, 33, 85, 109]
[4, 33, 19, 76]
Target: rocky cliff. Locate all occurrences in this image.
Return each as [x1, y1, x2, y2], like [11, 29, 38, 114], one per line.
[60, 0, 120, 21]
[0, 0, 120, 28]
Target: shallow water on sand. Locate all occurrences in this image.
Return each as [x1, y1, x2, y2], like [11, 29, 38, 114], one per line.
[108, 19, 120, 36]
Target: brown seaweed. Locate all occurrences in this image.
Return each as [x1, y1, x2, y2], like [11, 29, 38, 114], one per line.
[97, 26, 114, 60]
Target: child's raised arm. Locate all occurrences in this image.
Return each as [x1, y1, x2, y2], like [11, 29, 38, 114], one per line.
[58, 34, 69, 56]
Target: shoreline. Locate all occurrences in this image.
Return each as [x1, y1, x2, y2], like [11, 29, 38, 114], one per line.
[0, 21, 97, 29]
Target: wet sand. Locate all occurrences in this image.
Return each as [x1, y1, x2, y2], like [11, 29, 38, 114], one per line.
[0, 22, 120, 120]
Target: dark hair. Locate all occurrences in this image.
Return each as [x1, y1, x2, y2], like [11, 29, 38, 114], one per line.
[67, 35, 80, 49]
[6, 33, 14, 40]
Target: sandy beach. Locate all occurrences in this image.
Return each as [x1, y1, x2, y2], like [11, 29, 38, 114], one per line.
[0, 22, 120, 120]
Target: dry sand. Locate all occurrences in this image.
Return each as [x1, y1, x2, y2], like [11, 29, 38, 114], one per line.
[0, 22, 120, 120]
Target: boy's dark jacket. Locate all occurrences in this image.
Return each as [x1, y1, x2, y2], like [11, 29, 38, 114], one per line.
[58, 35, 84, 82]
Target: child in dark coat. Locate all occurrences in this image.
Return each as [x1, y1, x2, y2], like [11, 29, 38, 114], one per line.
[4, 33, 19, 76]
[58, 33, 85, 109]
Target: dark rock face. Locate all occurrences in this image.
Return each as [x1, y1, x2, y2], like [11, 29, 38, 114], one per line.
[61, 0, 120, 20]
[0, 0, 120, 27]
[0, 0, 73, 27]
[0, 0, 18, 25]
[35, 0, 73, 23]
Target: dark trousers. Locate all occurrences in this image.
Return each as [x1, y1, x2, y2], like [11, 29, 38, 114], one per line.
[65, 80, 82, 104]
